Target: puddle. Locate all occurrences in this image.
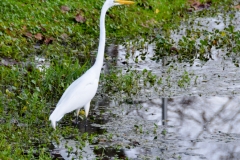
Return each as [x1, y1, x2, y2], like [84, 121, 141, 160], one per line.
[49, 11, 240, 159]
[52, 97, 240, 159]
[52, 96, 240, 160]
[90, 96, 240, 160]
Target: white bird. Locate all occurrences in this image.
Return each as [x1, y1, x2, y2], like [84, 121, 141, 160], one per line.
[49, 0, 134, 129]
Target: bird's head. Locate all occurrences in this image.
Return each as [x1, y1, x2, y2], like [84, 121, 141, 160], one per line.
[105, 0, 134, 8]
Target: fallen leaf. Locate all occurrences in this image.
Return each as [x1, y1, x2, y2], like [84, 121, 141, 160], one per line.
[61, 5, 70, 12]
[23, 32, 32, 38]
[35, 33, 43, 40]
[44, 37, 54, 44]
[155, 9, 159, 14]
[22, 25, 27, 31]
[188, 0, 211, 10]
[234, 5, 240, 9]
[75, 13, 86, 23]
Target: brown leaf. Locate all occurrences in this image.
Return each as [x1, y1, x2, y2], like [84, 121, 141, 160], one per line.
[170, 47, 179, 53]
[22, 25, 27, 31]
[44, 37, 54, 44]
[23, 32, 32, 38]
[35, 33, 43, 40]
[188, 0, 211, 10]
[75, 14, 86, 23]
[61, 5, 70, 13]
[234, 5, 240, 9]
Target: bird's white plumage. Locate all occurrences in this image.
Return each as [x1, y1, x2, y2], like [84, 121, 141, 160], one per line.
[49, 67, 99, 129]
[57, 68, 98, 107]
[49, 0, 134, 129]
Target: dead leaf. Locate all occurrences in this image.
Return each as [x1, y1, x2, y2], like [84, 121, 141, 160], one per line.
[44, 37, 54, 44]
[35, 33, 43, 40]
[234, 5, 240, 9]
[61, 5, 70, 13]
[22, 26, 27, 31]
[75, 14, 86, 23]
[188, 0, 211, 10]
[23, 32, 32, 38]
[170, 47, 179, 53]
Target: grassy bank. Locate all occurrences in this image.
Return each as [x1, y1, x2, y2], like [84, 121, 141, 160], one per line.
[0, 0, 189, 59]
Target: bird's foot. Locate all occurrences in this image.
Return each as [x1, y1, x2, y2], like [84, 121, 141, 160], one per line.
[71, 117, 79, 127]
[84, 118, 88, 131]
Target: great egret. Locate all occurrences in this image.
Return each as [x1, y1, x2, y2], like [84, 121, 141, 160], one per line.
[49, 0, 134, 129]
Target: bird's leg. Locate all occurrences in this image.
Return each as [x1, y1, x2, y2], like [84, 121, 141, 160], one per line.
[76, 109, 80, 126]
[85, 117, 88, 132]
[84, 102, 90, 131]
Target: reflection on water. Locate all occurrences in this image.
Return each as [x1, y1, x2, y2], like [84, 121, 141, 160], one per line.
[102, 96, 240, 160]
[167, 97, 240, 137]
[166, 96, 240, 159]
[52, 96, 239, 159]
[162, 98, 168, 125]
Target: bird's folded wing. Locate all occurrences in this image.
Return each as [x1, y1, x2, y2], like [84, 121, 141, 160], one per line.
[57, 77, 98, 109]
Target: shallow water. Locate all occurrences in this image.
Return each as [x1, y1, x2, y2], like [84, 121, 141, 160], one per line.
[50, 11, 240, 159]
[52, 96, 240, 159]
[118, 96, 240, 159]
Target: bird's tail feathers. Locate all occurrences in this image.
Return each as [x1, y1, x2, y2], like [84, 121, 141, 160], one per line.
[49, 108, 63, 129]
[51, 120, 56, 130]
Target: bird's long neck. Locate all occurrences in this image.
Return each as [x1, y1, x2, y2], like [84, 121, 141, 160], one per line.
[93, 5, 108, 73]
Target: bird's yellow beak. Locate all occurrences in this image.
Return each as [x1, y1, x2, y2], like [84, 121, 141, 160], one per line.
[114, 0, 135, 5]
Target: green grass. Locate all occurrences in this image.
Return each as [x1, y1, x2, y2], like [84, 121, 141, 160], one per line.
[0, 0, 190, 59]
[0, 54, 91, 158]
